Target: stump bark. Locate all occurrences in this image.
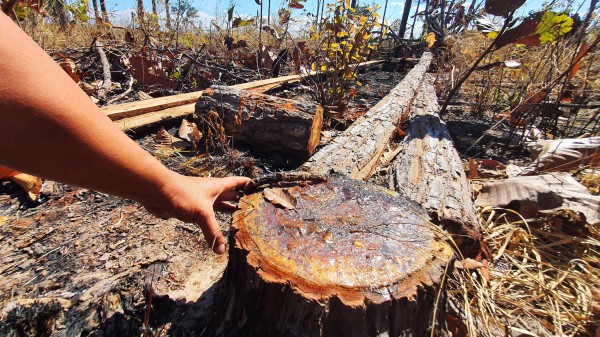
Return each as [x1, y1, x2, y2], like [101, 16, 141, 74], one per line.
[217, 176, 453, 337]
[195, 85, 323, 158]
[301, 53, 432, 179]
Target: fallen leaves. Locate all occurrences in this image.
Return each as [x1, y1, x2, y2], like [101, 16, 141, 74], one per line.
[263, 188, 297, 210]
[0, 166, 42, 201]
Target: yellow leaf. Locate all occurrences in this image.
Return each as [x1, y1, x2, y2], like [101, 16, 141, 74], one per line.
[11, 173, 42, 201]
[356, 81, 362, 86]
[426, 32, 436, 48]
[321, 65, 327, 71]
[311, 62, 317, 71]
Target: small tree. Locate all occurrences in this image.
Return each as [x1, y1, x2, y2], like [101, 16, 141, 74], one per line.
[309, 0, 384, 112]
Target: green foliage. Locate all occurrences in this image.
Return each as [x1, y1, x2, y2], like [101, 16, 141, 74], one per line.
[537, 11, 573, 44]
[308, 0, 383, 111]
[66, 0, 89, 22]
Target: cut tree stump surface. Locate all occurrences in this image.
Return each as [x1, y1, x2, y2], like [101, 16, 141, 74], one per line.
[221, 176, 453, 336]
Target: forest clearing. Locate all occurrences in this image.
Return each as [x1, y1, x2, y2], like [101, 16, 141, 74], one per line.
[0, 0, 599, 336]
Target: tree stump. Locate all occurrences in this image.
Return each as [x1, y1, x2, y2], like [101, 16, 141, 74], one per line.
[195, 85, 323, 158]
[217, 176, 453, 337]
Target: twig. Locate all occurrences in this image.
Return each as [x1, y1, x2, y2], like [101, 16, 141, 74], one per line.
[106, 76, 134, 104]
[93, 39, 112, 99]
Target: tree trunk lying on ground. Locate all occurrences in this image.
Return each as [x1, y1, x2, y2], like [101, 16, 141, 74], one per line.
[217, 176, 452, 337]
[301, 53, 432, 179]
[195, 85, 323, 158]
[388, 75, 484, 250]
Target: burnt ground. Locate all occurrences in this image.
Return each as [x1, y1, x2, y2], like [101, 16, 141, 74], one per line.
[0, 64, 409, 337]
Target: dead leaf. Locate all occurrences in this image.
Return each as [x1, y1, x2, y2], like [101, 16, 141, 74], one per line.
[263, 188, 297, 210]
[467, 158, 479, 179]
[155, 127, 190, 150]
[474, 172, 600, 224]
[569, 41, 589, 79]
[227, 5, 234, 23]
[425, 32, 436, 48]
[289, 1, 303, 9]
[480, 259, 490, 282]
[262, 25, 280, 40]
[0, 166, 19, 179]
[525, 136, 600, 173]
[292, 47, 301, 73]
[178, 120, 202, 150]
[485, 0, 525, 16]
[454, 258, 484, 270]
[446, 314, 468, 337]
[495, 12, 544, 48]
[278, 9, 291, 25]
[129, 55, 176, 89]
[232, 17, 254, 28]
[11, 173, 42, 201]
[58, 58, 80, 82]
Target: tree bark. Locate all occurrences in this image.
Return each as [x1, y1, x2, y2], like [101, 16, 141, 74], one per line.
[398, 0, 413, 39]
[216, 176, 453, 337]
[99, 0, 109, 23]
[301, 52, 432, 180]
[388, 75, 483, 245]
[53, 0, 70, 29]
[136, 0, 144, 24]
[151, 0, 157, 15]
[194, 86, 323, 158]
[91, 0, 100, 23]
[165, 0, 171, 29]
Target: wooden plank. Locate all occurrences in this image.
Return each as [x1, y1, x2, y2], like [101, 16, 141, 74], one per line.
[115, 103, 195, 131]
[103, 60, 383, 122]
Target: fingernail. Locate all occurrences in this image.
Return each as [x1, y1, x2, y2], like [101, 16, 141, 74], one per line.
[216, 243, 226, 254]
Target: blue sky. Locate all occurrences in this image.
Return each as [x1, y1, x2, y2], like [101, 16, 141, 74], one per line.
[105, 0, 593, 33]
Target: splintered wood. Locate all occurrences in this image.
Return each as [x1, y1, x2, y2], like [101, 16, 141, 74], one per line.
[301, 53, 432, 179]
[218, 176, 453, 337]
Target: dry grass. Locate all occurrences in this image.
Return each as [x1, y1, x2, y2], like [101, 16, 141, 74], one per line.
[447, 207, 599, 336]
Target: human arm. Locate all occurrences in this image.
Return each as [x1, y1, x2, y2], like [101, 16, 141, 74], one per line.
[0, 12, 249, 254]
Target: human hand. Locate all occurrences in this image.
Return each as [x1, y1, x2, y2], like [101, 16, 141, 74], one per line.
[143, 173, 251, 254]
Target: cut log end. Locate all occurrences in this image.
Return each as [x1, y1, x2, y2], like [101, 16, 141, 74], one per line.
[221, 176, 453, 336]
[195, 86, 323, 158]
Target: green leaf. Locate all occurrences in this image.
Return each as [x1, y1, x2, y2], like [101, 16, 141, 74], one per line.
[537, 11, 573, 44]
[232, 17, 254, 28]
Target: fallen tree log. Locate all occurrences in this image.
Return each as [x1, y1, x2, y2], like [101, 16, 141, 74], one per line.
[194, 85, 323, 158]
[388, 75, 482, 243]
[217, 175, 453, 337]
[301, 53, 432, 179]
